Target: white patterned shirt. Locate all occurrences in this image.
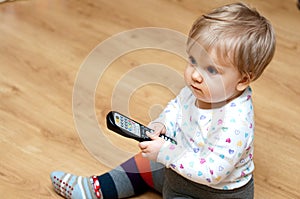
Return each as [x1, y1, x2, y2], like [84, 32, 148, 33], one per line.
[154, 86, 254, 190]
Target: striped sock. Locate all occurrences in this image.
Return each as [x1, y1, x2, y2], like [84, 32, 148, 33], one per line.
[97, 153, 153, 198]
[50, 153, 165, 199]
[50, 171, 101, 199]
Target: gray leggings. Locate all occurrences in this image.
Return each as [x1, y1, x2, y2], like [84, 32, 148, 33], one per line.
[157, 168, 254, 199]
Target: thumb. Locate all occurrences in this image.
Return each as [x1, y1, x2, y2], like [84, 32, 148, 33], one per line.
[138, 140, 148, 149]
[146, 131, 158, 140]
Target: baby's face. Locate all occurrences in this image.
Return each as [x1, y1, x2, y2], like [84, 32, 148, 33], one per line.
[184, 42, 245, 109]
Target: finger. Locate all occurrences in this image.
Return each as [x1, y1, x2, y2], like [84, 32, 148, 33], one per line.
[154, 125, 163, 132]
[148, 122, 164, 134]
[141, 148, 149, 154]
[142, 153, 148, 158]
[149, 130, 160, 137]
[138, 142, 146, 150]
[146, 131, 158, 139]
[139, 141, 151, 149]
[153, 122, 165, 131]
[160, 127, 166, 134]
[155, 124, 166, 134]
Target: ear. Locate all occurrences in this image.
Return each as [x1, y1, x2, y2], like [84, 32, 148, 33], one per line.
[236, 74, 251, 91]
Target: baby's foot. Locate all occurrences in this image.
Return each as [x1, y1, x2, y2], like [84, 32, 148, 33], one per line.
[50, 171, 102, 199]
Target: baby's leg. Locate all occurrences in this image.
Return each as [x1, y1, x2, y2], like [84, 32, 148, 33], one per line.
[50, 152, 165, 199]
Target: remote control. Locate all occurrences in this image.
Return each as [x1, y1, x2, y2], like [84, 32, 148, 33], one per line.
[106, 111, 177, 144]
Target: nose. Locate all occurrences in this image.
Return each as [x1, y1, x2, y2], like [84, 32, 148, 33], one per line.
[191, 68, 203, 83]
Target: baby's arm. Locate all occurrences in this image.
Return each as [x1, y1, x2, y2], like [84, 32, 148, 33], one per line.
[147, 88, 185, 139]
[138, 88, 185, 160]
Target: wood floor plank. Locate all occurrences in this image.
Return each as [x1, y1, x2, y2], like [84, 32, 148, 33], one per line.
[0, 0, 299, 198]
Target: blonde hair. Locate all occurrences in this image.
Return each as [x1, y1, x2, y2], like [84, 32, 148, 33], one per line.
[188, 2, 276, 81]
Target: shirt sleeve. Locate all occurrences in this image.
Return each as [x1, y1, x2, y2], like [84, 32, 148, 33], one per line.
[150, 87, 189, 139]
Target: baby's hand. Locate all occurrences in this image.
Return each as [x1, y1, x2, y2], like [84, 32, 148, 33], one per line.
[138, 122, 166, 161]
[147, 122, 166, 136]
[138, 132, 165, 161]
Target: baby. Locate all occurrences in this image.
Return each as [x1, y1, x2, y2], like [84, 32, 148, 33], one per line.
[50, 2, 275, 199]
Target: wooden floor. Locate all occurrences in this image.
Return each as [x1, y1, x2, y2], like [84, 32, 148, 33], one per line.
[1, 0, 300, 198]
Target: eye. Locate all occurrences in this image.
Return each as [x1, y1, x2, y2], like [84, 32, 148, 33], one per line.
[189, 56, 197, 65]
[207, 66, 219, 75]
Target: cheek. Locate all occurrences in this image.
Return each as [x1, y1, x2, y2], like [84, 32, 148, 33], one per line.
[184, 67, 190, 82]
[204, 78, 230, 100]
[209, 80, 238, 100]
[208, 85, 224, 99]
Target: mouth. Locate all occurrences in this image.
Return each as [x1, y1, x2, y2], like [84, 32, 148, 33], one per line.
[191, 85, 202, 92]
